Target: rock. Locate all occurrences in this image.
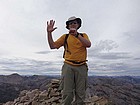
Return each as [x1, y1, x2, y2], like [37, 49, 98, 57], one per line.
[3, 79, 110, 105]
[3, 79, 62, 105]
[3, 101, 14, 105]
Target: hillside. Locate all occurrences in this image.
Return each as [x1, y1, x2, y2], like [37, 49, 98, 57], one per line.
[0, 73, 54, 103]
[0, 74, 140, 105]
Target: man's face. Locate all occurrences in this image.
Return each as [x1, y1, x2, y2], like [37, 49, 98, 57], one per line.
[68, 20, 79, 30]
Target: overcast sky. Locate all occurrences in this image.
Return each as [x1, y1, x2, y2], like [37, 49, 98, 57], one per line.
[0, 0, 140, 76]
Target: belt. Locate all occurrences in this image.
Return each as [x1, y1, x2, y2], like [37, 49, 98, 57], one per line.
[66, 60, 87, 64]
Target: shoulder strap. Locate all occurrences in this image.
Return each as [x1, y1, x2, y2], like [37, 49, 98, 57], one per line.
[63, 34, 69, 58]
[64, 34, 69, 49]
[79, 33, 83, 37]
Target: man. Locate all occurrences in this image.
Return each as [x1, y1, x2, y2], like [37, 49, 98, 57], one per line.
[46, 16, 91, 105]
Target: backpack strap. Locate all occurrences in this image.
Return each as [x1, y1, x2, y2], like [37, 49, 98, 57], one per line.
[64, 34, 69, 50]
[79, 33, 83, 37]
[75, 33, 83, 37]
[63, 33, 83, 58]
[63, 34, 69, 58]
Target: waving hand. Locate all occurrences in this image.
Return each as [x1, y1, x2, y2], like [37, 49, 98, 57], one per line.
[46, 20, 57, 33]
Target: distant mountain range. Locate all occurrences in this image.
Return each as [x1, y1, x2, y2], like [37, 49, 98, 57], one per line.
[0, 73, 54, 103]
[0, 73, 140, 105]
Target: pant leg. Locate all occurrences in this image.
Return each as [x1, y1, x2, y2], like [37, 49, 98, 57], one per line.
[73, 64, 88, 105]
[61, 63, 75, 105]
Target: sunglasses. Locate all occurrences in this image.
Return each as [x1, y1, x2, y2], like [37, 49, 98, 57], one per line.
[69, 21, 78, 25]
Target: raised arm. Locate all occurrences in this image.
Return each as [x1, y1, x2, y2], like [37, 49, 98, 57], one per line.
[46, 20, 57, 49]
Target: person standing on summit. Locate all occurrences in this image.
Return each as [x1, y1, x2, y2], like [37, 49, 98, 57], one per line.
[46, 16, 91, 105]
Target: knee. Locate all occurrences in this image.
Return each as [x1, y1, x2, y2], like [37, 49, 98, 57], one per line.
[62, 91, 74, 97]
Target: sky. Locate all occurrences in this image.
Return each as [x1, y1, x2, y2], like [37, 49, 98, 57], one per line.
[0, 0, 140, 76]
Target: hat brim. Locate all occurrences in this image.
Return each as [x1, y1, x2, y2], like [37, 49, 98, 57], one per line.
[66, 18, 82, 29]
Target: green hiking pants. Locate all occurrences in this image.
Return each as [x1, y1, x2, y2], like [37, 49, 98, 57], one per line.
[60, 63, 88, 105]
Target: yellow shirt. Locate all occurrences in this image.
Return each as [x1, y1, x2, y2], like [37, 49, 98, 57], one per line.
[54, 33, 90, 66]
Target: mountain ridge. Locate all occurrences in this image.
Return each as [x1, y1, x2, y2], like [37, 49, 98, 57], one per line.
[0, 74, 140, 105]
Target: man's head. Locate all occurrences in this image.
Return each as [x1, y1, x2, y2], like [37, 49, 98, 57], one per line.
[66, 16, 82, 30]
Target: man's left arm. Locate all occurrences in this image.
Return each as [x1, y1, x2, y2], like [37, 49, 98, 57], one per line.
[77, 34, 91, 48]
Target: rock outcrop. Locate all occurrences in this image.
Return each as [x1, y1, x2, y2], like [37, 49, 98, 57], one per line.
[3, 79, 109, 105]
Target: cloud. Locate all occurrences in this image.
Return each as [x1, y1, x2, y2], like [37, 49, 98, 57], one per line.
[36, 51, 52, 54]
[93, 40, 118, 52]
[87, 39, 140, 76]
[93, 52, 131, 60]
[122, 31, 140, 48]
[0, 0, 140, 76]
[88, 57, 140, 76]
[0, 47, 140, 76]
[0, 57, 62, 75]
[134, 58, 140, 60]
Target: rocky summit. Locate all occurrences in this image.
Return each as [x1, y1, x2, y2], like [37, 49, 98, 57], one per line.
[0, 74, 140, 105]
[3, 79, 109, 105]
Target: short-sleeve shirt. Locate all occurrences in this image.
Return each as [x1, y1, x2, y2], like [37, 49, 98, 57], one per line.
[54, 33, 90, 65]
